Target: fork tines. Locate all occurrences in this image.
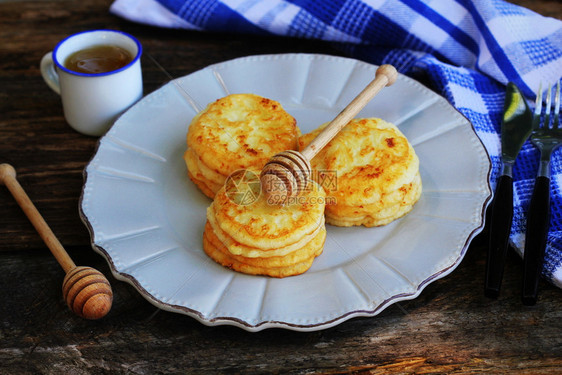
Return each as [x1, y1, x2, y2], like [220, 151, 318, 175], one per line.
[522, 80, 562, 305]
[535, 81, 561, 129]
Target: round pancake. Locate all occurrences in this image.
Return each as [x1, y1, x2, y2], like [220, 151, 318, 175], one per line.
[186, 94, 299, 196]
[208, 208, 325, 258]
[204, 221, 326, 269]
[325, 172, 422, 227]
[298, 118, 419, 207]
[325, 172, 421, 218]
[209, 175, 327, 250]
[203, 232, 324, 278]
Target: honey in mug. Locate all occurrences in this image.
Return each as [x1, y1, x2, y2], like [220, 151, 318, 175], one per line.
[64, 45, 133, 74]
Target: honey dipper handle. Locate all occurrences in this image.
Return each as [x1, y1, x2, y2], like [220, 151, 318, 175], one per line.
[301, 64, 398, 161]
[0, 163, 76, 273]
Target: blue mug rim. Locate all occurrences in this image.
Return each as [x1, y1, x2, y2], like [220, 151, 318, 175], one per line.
[53, 29, 142, 77]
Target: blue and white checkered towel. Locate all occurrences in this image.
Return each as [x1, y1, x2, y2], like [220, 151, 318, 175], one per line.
[111, 0, 562, 289]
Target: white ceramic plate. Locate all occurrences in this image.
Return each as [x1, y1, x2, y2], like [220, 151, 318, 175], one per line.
[80, 54, 491, 331]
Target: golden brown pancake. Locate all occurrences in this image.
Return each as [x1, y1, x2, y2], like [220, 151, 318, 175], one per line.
[299, 118, 421, 227]
[209, 172, 326, 250]
[324, 172, 422, 227]
[203, 222, 326, 278]
[185, 94, 299, 198]
[203, 172, 327, 277]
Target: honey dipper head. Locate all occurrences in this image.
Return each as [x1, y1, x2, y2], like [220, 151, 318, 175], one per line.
[260, 150, 311, 204]
[62, 266, 113, 320]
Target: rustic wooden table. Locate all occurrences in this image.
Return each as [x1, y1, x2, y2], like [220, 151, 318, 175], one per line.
[1, 0, 561, 373]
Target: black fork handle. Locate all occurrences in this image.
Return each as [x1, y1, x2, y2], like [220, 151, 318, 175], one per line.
[522, 175, 550, 305]
[485, 174, 513, 298]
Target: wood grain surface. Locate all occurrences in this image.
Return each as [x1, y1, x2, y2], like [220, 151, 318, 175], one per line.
[1, 1, 561, 374]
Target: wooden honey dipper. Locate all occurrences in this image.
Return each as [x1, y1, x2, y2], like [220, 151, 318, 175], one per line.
[260, 64, 398, 204]
[0, 163, 112, 319]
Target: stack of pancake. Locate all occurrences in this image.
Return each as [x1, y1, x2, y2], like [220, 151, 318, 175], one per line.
[298, 118, 421, 227]
[184, 93, 299, 198]
[203, 170, 326, 278]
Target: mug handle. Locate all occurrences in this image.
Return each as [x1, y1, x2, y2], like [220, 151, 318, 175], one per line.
[40, 52, 61, 95]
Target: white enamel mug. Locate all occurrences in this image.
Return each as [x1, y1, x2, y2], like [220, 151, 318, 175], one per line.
[40, 30, 143, 136]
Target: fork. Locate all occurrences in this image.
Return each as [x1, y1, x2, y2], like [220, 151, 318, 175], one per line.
[522, 81, 561, 305]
